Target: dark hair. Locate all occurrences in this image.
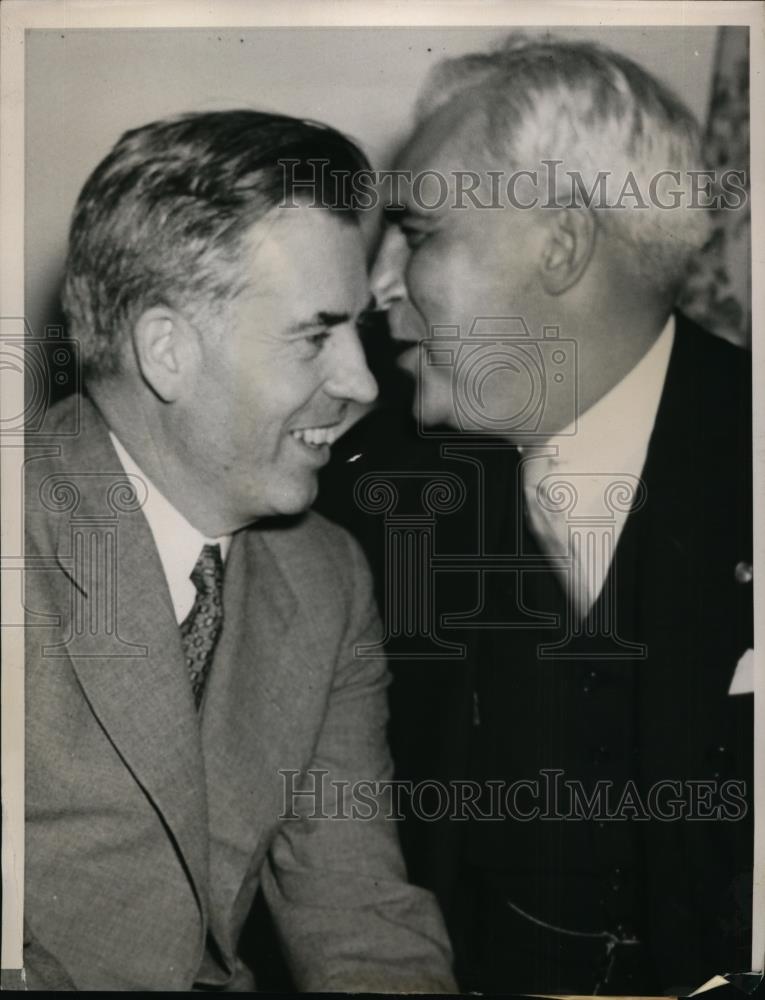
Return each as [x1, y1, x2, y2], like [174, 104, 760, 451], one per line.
[62, 110, 370, 379]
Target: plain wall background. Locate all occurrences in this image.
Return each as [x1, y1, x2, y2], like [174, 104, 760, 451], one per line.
[25, 25, 719, 339]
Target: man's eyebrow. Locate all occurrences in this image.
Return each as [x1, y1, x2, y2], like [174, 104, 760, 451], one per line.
[383, 204, 430, 226]
[289, 311, 351, 333]
[383, 205, 413, 225]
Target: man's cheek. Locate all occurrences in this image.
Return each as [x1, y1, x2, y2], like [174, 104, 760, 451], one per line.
[407, 261, 442, 326]
[422, 365, 458, 423]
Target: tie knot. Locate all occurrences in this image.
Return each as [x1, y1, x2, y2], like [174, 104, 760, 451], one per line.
[190, 543, 224, 597]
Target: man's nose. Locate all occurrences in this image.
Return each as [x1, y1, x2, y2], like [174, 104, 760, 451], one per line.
[370, 227, 409, 309]
[324, 327, 379, 406]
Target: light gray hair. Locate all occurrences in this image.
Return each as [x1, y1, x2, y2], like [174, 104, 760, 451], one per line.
[416, 34, 713, 295]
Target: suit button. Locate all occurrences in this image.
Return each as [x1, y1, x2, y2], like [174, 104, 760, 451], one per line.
[734, 561, 753, 584]
[583, 669, 598, 695]
[472, 691, 481, 726]
[706, 745, 727, 779]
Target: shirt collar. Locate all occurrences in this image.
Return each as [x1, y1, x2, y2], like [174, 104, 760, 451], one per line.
[109, 432, 231, 623]
[521, 314, 675, 476]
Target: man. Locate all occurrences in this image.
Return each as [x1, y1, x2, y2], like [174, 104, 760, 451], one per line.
[22, 110, 455, 991]
[319, 37, 754, 995]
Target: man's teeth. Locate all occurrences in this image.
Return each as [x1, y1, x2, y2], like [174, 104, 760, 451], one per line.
[291, 426, 338, 447]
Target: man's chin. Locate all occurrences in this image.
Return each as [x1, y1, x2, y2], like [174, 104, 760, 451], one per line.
[272, 478, 319, 518]
[412, 393, 463, 434]
[242, 475, 317, 523]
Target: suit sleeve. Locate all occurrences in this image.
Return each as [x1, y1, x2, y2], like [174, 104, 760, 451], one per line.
[17, 921, 77, 990]
[260, 531, 456, 993]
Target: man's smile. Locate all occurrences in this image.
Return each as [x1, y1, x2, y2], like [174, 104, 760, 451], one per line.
[290, 423, 341, 448]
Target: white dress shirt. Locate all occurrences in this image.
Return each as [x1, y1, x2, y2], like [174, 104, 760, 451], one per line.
[520, 315, 675, 617]
[109, 433, 231, 624]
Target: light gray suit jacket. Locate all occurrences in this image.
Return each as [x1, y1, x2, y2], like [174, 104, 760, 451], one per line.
[23, 394, 454, 991]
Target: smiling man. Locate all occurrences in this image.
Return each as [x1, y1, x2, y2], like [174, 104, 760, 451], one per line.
[22, 110, 454, 991]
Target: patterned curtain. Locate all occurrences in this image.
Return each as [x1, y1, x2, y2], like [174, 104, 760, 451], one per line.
[678, 27, 751, 348]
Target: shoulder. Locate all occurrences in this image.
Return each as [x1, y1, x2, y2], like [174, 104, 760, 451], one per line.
[670, 312, 751, 432]
[668, 312, 752, 539]
[673, 312, 750, 381]
[24, 395, 105, 538]
[247, 509, 372, 611]
[25, 394, 108, 479]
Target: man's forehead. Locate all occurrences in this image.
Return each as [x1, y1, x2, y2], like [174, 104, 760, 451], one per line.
[238, 207, 368, 312]
[394, 97, 485, 178]
[244, 205, 363, 267]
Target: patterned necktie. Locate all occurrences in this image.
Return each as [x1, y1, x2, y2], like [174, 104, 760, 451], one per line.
[180, 543, 224, 709]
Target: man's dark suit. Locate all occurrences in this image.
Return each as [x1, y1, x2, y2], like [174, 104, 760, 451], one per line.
[318, 313, 754, 994]
[23, 394, 454, 991]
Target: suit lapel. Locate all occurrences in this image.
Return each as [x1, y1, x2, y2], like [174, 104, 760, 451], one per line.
[50, 398, 210, 917]
[584, 317, 695, 636]
[201, 522, 317, 956]
[598, 318, 738, 706]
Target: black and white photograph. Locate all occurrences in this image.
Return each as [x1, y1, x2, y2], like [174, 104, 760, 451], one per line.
[1, 1, 762, 994]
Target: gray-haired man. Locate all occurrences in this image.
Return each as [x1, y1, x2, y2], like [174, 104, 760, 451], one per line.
[349, 36, 753, 994]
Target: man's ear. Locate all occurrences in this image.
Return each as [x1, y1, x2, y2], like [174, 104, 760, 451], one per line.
[132, 306, 199, 402]
[538, 207, 596, 295]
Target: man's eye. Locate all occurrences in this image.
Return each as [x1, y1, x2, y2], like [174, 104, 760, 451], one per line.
[306, 331, 330, 350]
[401, 227, 429, 249]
